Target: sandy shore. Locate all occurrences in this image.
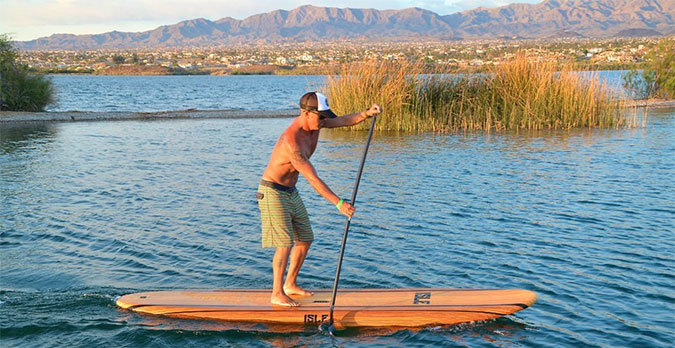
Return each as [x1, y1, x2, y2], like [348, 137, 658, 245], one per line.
[0, 109, 297, 123]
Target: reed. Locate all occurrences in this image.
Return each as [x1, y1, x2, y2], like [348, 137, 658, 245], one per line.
[323, 57, 631, 132]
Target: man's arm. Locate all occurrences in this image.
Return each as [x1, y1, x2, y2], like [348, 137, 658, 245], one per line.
[289, 148, 340, 205]
[287, 142, 355, 217]
[323, 104, 382, 128]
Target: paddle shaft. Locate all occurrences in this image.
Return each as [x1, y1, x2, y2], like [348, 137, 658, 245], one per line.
[328, 114, 377, 328]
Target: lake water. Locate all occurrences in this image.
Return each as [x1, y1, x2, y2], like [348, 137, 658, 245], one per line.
[43, 71, 628, 113]
[45, 75, 326, 112]
[1, 73, 674, 347]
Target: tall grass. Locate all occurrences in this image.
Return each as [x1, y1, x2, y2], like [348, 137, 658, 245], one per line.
[323, 57, 631, 132]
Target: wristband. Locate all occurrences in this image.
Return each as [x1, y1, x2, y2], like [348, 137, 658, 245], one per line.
[336, 199, 344, 210]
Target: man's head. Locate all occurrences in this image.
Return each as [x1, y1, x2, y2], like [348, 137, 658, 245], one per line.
[300, 92, 338, 120]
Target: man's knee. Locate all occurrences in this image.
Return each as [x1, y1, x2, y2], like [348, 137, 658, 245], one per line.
[273, 247, 292, 259]
[294, 241, 312, 249]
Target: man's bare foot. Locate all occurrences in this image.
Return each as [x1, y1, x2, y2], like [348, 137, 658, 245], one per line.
[271, 292, 300, 307]
[283, 284, 314, 297]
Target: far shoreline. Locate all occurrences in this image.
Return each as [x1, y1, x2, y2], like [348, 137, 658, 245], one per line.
[33, 63, 638, 77]
[0, 109, 297, 123]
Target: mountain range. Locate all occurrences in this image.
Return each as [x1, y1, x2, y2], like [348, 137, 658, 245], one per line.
[16, 0, 675, 50]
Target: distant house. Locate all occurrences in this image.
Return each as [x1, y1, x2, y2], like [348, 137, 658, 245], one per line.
[276, 57, 295, 65]
[297, 53, 315, 62]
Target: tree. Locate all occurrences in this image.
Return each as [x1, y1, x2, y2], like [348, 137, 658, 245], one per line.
[623, 38, 674, 99]
[0, 35, 19, 70]
[0, 34, 54, 111]
[112, 54, 125, 64]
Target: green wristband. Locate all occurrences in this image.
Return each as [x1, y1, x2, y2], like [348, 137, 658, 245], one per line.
[336, 199, 344, 210]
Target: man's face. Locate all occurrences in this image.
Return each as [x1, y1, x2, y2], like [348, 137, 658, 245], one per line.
[303, 109, 324, 130]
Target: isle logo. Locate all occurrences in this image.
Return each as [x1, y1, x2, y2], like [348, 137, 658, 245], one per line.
[414, 292, 431, 305]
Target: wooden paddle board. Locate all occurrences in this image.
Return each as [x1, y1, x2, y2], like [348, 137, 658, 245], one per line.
[117, 288, 536, 329]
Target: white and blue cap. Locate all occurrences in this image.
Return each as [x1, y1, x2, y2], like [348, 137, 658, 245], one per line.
[300, 92, 338, 119]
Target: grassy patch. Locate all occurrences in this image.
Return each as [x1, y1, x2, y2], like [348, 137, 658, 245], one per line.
[323, 57, 632, 132]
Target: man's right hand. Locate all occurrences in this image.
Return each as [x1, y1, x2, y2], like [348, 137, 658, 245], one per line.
[338, 201, 355, 218]
[366, 104, 382, 117]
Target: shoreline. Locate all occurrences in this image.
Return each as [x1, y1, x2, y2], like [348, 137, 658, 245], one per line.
[0, 109, 297, 123]
[1, 100, 673, 124]
[625, 99, 675, 108]
[39, 66, 634, 77]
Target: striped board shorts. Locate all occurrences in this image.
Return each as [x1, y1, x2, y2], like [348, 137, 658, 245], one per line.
[257, 180, 314, 248]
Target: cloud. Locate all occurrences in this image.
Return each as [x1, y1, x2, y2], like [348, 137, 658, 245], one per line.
[0, 0, 269, 39]
[2, 0, 411, 26]
[405, 0, 541, 14]
[1, 0, 535, 27]
[2, 0, 250, 26]
[0, 0, 541, 40]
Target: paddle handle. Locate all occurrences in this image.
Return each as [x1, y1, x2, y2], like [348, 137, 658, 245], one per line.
[327, 114, 377, 330]
[347, 114, 377, 208]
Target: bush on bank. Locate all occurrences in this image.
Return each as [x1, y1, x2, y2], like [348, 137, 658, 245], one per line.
[324, 57, 630, 132]
[623, 38, 674, 100]
[1, 34, 54, 112]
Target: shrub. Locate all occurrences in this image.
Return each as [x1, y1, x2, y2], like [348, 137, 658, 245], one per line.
[1, 34, 54, 111]
[623, 38, 674, 100]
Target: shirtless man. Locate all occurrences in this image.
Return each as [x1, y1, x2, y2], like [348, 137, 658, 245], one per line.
[257, 91, 381, 306]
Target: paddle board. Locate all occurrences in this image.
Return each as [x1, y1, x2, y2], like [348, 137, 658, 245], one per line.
[117, 288, 536, 329]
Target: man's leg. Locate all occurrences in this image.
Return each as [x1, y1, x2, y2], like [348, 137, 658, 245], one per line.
[283, 241, 314, 296]
[271, 247, 299, 306]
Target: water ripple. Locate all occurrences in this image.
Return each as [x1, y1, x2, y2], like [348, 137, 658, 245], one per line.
[1, 113, 674, 346]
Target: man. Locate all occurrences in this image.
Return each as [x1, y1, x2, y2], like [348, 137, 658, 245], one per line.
[257, 91, 382, 307]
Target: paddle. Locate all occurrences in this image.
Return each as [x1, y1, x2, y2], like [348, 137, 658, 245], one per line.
[320, 114, 378, 335]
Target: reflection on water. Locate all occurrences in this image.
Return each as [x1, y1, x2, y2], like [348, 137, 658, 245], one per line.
[118, 306, 529, 347]
[0, 123, 58, 154]
[1, 111, 674, 347]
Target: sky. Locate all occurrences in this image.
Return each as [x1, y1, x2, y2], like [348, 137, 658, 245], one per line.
[0, 0, 542, 41]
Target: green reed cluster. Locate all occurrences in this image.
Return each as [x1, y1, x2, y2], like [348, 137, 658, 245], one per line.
[323, 58, 631, 132]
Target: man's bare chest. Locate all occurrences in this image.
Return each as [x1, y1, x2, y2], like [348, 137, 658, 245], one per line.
[297, 132, 320, 159]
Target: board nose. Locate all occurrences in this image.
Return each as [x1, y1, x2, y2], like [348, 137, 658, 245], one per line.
[519, 289, 538, 307]
[116, 292, 149, 309]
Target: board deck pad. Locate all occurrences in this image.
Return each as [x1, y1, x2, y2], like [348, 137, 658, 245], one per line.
[117, 288, 537, 329]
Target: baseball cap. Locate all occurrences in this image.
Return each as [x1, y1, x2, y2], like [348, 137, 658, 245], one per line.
[300, 92, 338, 119]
